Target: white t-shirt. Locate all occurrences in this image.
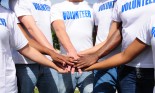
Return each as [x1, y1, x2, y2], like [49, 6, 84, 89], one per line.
[112, 0, 155, 68]
[94, 0, 116, 44]
[51, 1, 94, 53]
[0, 6, 28, 93]
[93, 0, 121, 61]
[9, 0, 53, 64]
[137, 15, 155, 92]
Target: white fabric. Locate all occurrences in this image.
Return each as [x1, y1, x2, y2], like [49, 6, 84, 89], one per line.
[0, 6, 28, 93]
[112, 0, 155, 68]
[9, 0, 53, 64]
[94, 0, 116, 44]
[93, 0, 121, 61]
[137, 15, 155, 93]
[51, 1, 94, 53]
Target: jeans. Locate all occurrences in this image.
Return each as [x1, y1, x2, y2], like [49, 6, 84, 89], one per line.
[16, 64, 59, 93]
[58, 71, 93, 93]
[119, 65, 154, 93]
[93, 67, 119, 93]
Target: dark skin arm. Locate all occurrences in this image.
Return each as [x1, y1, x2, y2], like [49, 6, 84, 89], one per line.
[75, 21, 122, 69]
[85, 38, 147, 71]
[18, 23, 74, 66]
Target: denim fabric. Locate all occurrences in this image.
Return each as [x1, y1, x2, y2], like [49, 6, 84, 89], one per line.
[15, 64, 59, 93]
[93, 67, 119, 93]
[58, 71, 93, 93]
[119, 65, 154, 93]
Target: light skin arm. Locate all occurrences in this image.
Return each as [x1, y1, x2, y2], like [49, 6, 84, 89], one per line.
[75, 21, 122, 68]
[18, 44, 68, 73]
[85, 38, 147, 71]
[52, 20, 81, 73]
[51, 20, 77, 55]
[18, 15, 55, 51]
[17, 23, 74, 66]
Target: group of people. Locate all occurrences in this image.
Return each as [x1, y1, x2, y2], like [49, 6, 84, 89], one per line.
[0, 0, 155, 93]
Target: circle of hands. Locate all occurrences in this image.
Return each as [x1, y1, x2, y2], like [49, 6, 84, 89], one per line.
[52, 52, 99, 74]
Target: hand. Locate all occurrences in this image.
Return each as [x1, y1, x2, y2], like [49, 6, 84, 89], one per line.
[74, 53, 99, 69]
[54, 62, 69, 73]
[56, 67, 68, 74]
[67, 52, 82, 74]
[50, 51, 74, 66]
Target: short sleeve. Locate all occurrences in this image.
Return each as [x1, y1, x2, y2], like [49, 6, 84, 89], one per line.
[9, 0, 32, 17]
[137, 18, 152, 45]
[50, 4, 64, 23]
[112, 1, 121, 22]
[8, 12, 28, 50]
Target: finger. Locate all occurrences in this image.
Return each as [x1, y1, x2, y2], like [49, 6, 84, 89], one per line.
[71, 67, 75, 74]
[65, 61, 74, 66]
[67, 65, 71, 71]
[55, 59, 66, 66]
[78, 69, 82, 74]
[56, 63, 66, 70]
[72, 60, 79, 64]
[78, 64, 88, 69]
[59, 69, 68, 74]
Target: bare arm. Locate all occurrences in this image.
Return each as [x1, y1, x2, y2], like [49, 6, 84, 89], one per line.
[18, 15, 55, 51]
[85, 38, 147, 71]
[79, 21, 122, 55]
[52, 20, 77, 55]
[18, 44, 68, 73]
[17, 23, 74, 66]
[75, 21, 122, 68]
[52, 20, 81, 73]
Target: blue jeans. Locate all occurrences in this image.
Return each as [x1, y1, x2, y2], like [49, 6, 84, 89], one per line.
[93, 67, 119, 93]
[119, 65, 154, 93]
[15, 64, 59, 93]
[58, 71, 93, 93]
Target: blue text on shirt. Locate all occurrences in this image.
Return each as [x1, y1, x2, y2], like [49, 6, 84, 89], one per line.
[122, 0, 155, 13]
[63, 10, 91, 20]
[0, 18, 6, 27]
[98, 0, 116, 12]
[33, 3, 50, 11]
[152, 27, 155, 37]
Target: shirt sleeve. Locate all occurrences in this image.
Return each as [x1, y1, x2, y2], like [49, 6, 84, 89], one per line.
[112, 1, 121, 22]
[50, 4, 64, 23]
[9, 0, 32, 17]
[8, 12, 28, 50]
[137, 17, 152, 45]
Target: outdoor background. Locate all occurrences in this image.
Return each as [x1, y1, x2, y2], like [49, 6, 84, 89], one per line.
[1, 0, 95, 8]
[1, 0, 95, 93]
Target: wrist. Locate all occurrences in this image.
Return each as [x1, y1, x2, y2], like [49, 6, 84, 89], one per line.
[66, 49, 77, 54]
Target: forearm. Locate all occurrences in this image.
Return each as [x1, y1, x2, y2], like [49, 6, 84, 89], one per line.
[18, 23, 55, 55]
[85, 52, 129, 71]
[19, 45, 60, 71]
[96, 29, 122, 58]
[19, 16, 55, 51]
[52, 20, 77, 53]
[86, 38, 147, 71]
[79, 41, 106, 55]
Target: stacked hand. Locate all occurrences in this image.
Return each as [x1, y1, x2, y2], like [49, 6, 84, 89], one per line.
[51, 51, 99, 73]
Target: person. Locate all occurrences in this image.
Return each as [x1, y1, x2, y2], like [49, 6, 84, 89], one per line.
[76, 0, 155, 93]
[85, 15, 155, 93]
[0, 4, 68, 93]
[76, 0, 121, 92]
[9, 0, 77, 93]
[50, 0, 94, 93]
